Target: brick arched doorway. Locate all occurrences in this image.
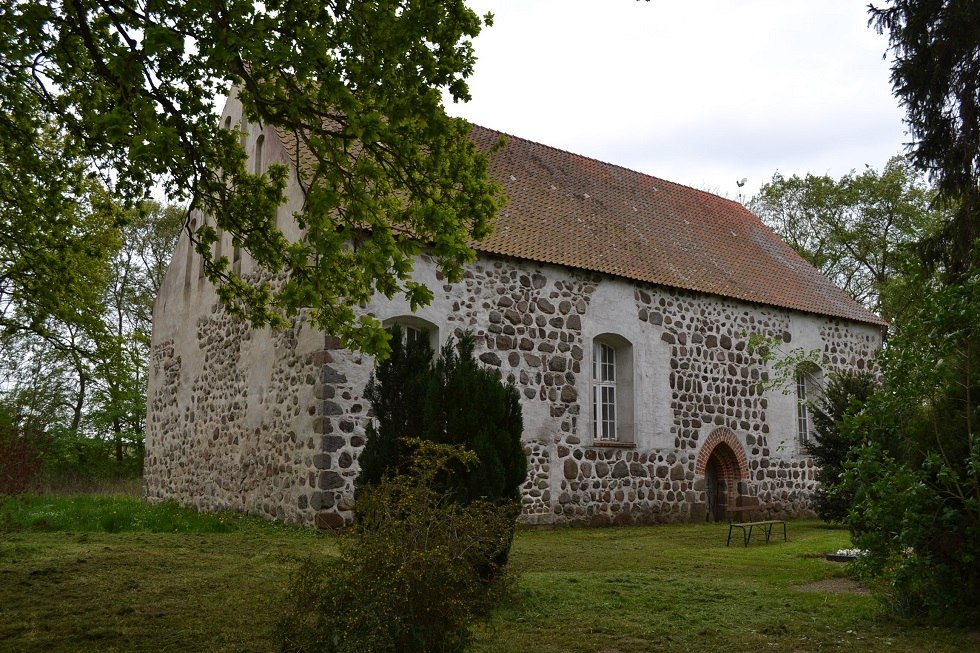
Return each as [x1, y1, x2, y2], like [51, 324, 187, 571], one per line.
[695, 428, 749, 522]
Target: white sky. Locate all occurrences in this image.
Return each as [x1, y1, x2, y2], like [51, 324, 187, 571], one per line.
[443, 1, 909, 202]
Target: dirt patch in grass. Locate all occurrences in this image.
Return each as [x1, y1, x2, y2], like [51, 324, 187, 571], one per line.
[796, 577, 870, 594]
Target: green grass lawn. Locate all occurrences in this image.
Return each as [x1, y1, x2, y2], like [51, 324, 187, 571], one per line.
[1, 495, 977, 652]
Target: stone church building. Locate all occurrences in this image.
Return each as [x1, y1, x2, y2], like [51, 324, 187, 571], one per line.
[144, 95, 885, 528]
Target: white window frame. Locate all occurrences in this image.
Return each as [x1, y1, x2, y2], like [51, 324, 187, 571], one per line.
[589, 334, 634, 444]
[795, 364, 822, 446]
[593, 341, 618, 440]
[796, 373, 811, 444]
[382, 316, 440, 353]
[400, 324, 425, 348]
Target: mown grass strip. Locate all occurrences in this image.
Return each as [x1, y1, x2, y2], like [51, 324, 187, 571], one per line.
[1, 496, 977, 653]
[1, 495, 240, 534]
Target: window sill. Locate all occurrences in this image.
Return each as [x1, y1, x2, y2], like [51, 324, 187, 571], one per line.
[590, 440, 635, 449]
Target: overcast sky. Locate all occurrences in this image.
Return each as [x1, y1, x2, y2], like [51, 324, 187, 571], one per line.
[443, 1, 909, 202]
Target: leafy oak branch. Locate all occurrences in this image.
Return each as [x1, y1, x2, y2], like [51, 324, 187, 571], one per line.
[1, 0, 502, 354]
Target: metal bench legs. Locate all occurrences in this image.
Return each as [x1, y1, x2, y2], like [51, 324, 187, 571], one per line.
[726, 520, 787, 547]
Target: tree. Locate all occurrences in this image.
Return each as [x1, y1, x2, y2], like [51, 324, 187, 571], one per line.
[0, 200, 180, 481]
[0, 126, 121, 341]
[422, 335, 527, 505]
[358, 327, 526, 585]
[869, 0, 980, 273]
[282, 331, 526, 650]
[806, 371, 878, 522]
[356, 325, 435, 487]
[1, 0, 502, 355]
[359, 328, 526, 507]
[749, 156, 945, 321]
[834, 1, 980, 622]
[843, 262, 980, 623]
[87, 202, 182, 466]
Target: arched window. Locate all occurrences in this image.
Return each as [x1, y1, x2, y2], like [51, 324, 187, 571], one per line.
[184, 214, 198, 294]
[591, 334, 634, 443]
[238, 118, 248, 148]
[234, 118, 248, 265]
[382, 316, 440, 353]
[254, 134, 264, 174]
[211, 120, 229, 272]
[232, 237, 242, 274]
[795, 363, 822, 445]
[198, 215, 208, 280]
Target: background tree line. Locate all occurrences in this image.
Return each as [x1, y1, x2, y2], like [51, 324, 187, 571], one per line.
[1, 199, 180, 488]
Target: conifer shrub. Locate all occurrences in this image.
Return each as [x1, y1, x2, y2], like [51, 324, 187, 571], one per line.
[358, 328, 526, 574]
[356, 324, 435, 488]
[278, 329, 526, 651]
[359, 327, 527, 509]
[806, 370, 877, 522]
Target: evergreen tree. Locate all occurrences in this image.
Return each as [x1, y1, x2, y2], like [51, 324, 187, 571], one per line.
[358, 329, 526, 507]
[806, 371, 878, 522]
[870, 0, 980, 274]
[358, 324, 434, 487]
[422, 335, 527, 505]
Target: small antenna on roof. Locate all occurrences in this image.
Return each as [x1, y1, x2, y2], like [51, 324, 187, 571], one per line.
[736, 177, 748, 204]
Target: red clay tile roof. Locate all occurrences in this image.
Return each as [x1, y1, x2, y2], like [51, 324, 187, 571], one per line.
[471, 126, 886, 327]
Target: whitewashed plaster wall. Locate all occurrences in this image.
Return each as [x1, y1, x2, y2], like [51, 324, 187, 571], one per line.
[581, 278, 672, 450]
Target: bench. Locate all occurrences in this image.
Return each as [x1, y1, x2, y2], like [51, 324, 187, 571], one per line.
[725, 504, 787, 547]
[727, 520, 787, 547]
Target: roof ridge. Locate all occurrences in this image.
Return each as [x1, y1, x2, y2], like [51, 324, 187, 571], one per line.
[468, 123, 744, 208]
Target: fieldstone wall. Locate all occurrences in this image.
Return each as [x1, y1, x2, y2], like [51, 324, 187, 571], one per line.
[301, 342, 369, 529]
[145, 252, 882, 528]
[144, 297, 324, 525]
[281, 255, 880, 528]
